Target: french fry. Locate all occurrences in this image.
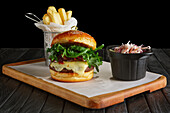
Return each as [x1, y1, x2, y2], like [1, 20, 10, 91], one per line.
[48, 6, 57, 13]
[55, 12, 63, 25]
[43, 6, 72, 25]
[58, 8, 67, 24]
[42, 14, 51, 25]
[47, 7, 62, 24]
[66, 10, 72, 20]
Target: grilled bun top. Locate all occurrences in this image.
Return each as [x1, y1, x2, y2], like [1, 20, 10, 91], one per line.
[51, 30, 96, 50]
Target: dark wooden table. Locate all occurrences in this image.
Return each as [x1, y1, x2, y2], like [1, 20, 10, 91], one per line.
[0, 48, 170, 113]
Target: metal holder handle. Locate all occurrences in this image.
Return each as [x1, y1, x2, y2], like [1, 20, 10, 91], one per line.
[25, 13, 41, 23]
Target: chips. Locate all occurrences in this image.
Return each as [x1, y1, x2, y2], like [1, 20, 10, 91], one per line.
[43, 6, 72, 25]
[66, 11, 72, 20]
[43, 14, 51, 25]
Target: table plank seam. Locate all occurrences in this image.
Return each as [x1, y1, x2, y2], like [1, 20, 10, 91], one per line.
[161, 89, 170, 105]
[162, 49, 170, 58]
[146, 65, 170, 112]
[0, 49, 30, 67]
[0, 82, 22, 109]
[142, 93, 152, 113]
[14, 49, 30, 62]
[38, 93, 49, 113]
[17, 48, 44, 61]
[147, 65, 170, 104]
[152, 53, 170, 83]
[147, 51, 169, 78]
[61, 100, 66, 113]
[146, 66, 159, 113]
[143, 93, 153, 113]
[126, 93, 152, 113]
[0, 48, 8, 56]
[15, 87, 34, 113]
[153, 49, 170, 77]
[156, 49, 170, 105]
[123, 100, 129, 113]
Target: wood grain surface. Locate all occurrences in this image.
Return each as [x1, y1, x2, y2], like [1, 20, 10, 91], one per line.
[0, 48, 170, 112]
[2, 58, 167, 109]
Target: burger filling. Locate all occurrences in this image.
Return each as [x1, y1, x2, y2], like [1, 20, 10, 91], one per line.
[47, 43, 104, 74]
[50, 61, 89, 75]
[50, 65, 94, 73]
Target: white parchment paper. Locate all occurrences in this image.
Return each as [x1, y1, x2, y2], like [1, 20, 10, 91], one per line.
[34, 17, 77, 32]
[9, 61, 161, 98]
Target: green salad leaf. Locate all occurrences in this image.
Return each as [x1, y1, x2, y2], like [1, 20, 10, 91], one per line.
[47, 44, 104, 72]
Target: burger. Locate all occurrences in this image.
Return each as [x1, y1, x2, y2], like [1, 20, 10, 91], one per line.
[47, 30, 104, 82]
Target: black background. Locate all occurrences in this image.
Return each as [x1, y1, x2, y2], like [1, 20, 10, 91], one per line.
[2, 1, 169, 48]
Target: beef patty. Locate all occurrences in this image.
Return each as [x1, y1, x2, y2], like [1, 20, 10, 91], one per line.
[49, 65, 94, 73]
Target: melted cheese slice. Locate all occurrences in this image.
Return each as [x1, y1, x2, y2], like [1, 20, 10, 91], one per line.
[50, 61, 88, 75]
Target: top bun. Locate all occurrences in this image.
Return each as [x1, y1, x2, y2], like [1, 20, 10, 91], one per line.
[51, 30, 96, 50]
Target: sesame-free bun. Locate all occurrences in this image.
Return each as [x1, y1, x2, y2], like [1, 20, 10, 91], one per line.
[51, 30, 96, 50]
[50, 69, 94, 82]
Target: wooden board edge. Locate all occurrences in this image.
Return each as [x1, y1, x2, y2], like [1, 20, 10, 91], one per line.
[88, 75, 167, 109]
[2, 64, 93, 108]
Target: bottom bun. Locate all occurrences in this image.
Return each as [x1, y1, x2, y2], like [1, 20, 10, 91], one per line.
[50, 69, 94, 82]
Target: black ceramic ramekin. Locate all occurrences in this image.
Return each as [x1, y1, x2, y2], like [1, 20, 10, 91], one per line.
[107, 45, 153, 81]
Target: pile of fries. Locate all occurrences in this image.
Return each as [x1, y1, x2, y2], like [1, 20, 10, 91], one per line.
[43, 6, 72, 25]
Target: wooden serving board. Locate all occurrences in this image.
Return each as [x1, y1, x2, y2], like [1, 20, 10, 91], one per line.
[2, 58, 167, 109]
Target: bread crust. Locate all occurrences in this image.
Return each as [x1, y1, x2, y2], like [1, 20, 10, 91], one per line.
[51, 30, 96, 50]
[50, 69, 94, 82]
